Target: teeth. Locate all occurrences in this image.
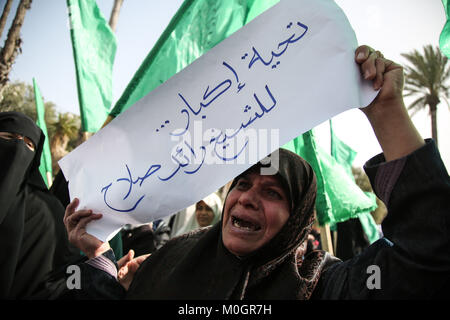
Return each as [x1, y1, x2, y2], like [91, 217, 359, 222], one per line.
[232, 217, 259, 231]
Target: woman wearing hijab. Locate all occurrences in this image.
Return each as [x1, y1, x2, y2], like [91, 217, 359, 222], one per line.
[170, 192, 223, 238]
[53, 45, 449, 299]
[0, 111, 79, 299]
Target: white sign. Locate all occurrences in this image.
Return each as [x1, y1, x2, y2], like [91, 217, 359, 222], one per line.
[59, 0, 377, 242]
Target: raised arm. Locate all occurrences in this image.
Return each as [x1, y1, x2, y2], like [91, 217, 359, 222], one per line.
[313, 46, 450, 299]
[355, 45, 425, 161]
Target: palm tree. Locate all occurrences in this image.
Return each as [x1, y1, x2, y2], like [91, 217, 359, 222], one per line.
[0, 0, 33, 95]
[401, 45, 450, 147]
[50, 112, 80, 173]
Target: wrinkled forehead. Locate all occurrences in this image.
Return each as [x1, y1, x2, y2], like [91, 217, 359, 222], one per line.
[228, 148, 313, 212]
[235, 168, 284, 187]
[229, 164, 292, 208]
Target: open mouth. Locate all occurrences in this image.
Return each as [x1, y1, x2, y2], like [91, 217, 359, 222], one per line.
[231, 215, 262, 231]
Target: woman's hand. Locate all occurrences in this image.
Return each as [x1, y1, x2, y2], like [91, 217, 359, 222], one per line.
[355, 45, 405, 114]
[64, 198, 111, 259]
[117, 249, 150, 290]
[355, 45, 425, 161]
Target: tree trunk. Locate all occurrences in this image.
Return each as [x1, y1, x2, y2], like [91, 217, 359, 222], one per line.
[0, 0, 32, 94]
[109, 0, 124, 32]
[0, 0, 14, 39]
[430, 102, 438, 147]
[50, 133, 69, 173]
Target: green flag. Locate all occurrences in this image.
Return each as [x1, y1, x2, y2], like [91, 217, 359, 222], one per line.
[330, 119, 379, 243]
[282, 130, 333, 225]
[110, 0, 279, 117]
[330, 119, 356, 178]
[67, 0, 117, 132]
[440, 0, 450, 58]
[282, 128, 377, 227]
[33, 78, 52, 188]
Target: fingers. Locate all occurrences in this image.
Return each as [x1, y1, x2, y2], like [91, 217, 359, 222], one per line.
[135, 254, 151, 264]
[355, 45, 389, 90]
[75, 213, 102, 232]
[118, 250, 135, 269]
[118, 254, 150, 278]
[126, 249, 135, 261]
[118, 265, 128, 279]
[65, 208, 96, 229]
[355, 45, 373, 63]
[64, 198, 79, 221]
[373, 57, 386, 90]
[64, 198, 104, 232]
[126, 258, 144, 274]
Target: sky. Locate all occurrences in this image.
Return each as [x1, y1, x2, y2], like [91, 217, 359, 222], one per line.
[1, 0, 449, 169]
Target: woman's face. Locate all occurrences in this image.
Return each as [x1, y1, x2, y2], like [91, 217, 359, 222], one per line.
[0, 131, 35, 151]
[222, 171, 290, 257]
[195, 200, 215, 227]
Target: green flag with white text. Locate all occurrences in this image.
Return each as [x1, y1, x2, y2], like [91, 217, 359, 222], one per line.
[110, 0, 279, 117]
[33, 78, 52, 188]
[67, 0, 117, 132]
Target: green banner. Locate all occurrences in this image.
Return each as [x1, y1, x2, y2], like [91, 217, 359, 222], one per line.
[110, 0, 279, 117]
[440, 0, 450, 58]
[67, 0, 117, 132]
[282, 128, 377, 227]
[33, 78, 52, 188]
[330, 119, 379, 243]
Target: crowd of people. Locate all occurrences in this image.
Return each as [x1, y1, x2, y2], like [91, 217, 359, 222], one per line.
[0, 45, 449, 300]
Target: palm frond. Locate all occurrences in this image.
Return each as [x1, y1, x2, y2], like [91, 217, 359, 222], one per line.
[401, 45, 450, 115]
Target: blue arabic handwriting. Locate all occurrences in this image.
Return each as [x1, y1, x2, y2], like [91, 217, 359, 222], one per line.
[222, 61, 246, 92]
[101, 183, 145, 213]
[158, 141, 207, 181]
[101, 163, 161, 213]
[246, 21, 308, 70]
[102, 18, 307, 212]
[212, 84, 277, 161]
[169, 108, 190, 136]
[102, 83, 276, 213]
[167, 79, 231, 136]
[165, 61, 244, 135]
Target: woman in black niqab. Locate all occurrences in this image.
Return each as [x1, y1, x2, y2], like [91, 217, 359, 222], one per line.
[0, 111, 76, 299]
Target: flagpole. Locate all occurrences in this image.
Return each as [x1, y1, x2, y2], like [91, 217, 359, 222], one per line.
[46, 171, 53, 188]
[319, 225, 334, 255]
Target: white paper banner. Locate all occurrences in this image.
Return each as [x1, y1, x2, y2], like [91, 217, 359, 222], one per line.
[59, 0, 377, 241]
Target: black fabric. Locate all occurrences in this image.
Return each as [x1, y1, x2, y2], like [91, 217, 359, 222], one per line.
[0, 111, 79, 299]
[49, 170, 71, 208]
[121, 224, 157, 257]
[126, 148, 330, 300]
[30, 140, 450, 300]
[32, 250, 125, 300]
[0, 112, 44, 298]
[312, 140, 450, 299]
[336, 217, 370, 261]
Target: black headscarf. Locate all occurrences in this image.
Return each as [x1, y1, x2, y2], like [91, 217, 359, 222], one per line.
[0, 111, 77, 299]
[127, 148, 334, 299]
